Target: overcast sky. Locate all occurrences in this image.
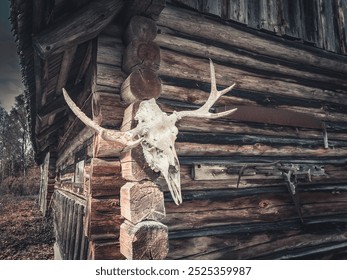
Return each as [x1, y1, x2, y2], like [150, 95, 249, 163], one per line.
[0, 0, 24, 111]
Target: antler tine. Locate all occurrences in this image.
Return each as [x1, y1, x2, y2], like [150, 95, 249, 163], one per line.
[62, 88, 142, 145]
[176, 59, 237, 120]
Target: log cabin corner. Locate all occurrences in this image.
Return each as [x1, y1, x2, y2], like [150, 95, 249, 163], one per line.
[10, 0, 347, 260]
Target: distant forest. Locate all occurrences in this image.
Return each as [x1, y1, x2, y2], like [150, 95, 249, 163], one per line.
[0, 95, 38, 195]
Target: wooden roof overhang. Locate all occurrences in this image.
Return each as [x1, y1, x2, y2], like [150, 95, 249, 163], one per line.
[10, 0, 125, 163]
[10, 0, 164, 163]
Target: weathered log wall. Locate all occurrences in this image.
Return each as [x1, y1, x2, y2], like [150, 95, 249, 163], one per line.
[48, 1, 347, 260]
[155, 4, 347, 259]
[168, 0, 347, 55]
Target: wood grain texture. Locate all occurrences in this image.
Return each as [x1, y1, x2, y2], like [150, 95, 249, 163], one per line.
[33, 0, 125, 58]
[120, 221, 168, 259]
[121, 181, 165, 224]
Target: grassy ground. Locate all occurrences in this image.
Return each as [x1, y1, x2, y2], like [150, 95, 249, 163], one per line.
[0, 195, 54, 260]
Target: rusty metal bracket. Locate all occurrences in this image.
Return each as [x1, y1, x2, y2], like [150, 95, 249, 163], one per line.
[281, 167, 304, 223]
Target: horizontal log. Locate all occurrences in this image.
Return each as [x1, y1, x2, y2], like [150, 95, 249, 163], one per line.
[97, 35, 123, 66]
[33, 0, 125, 58]
[92, 92, 126, 128]
[167, 227, 347, 260]
[93, 134, 124, 158]
[159, 49, 347, 107]
[96, 63, 126, 89]
[163, 191, 347, 231]
[91, 158, 124, 176]
[57, 127, 94, 167]
[159, 83, 347, 124]
[120, 221, 168, 259]
[155, 31, 347, 89]
[124, 16, 158, 45]
[175, 142, 347, 158]
[89, 159, 126, 197]
[176, 131, 344, 149]
[87, 197, 122, 240]
[121, 146, 160, 182]
[89, 240, 124, 260]
[121, 181, 165, 224]
[122, 40, 161, 74]
[121, 69, 162, 104]
[89, 175, 125, 197]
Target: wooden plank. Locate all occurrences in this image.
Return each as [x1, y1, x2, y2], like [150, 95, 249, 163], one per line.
[259, 0, 278, 32]
[301, 0, 322, 47]
[68, 201, 78, 259]
[247, 0, 260, 28]
[33, 0, 125, 58]
[228, 0, 248, 24]
[65, 199, 75, 259]
[202, 0, 223, 17]
[120, 221, 168, 259]
[320, 0, 338, 52]
[73, 203, 84, 259]
[280, 0, 303, 38]
[75, 41, 93, 85]
[335, 0, 347, 54]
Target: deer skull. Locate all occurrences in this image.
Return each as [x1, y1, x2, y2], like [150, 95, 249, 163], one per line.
[63, 59, 236, 205]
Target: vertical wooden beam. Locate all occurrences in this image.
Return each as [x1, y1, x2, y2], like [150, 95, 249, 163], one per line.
[119, 5, 168, 259]
[56, 46, 77, 95]
[75, 41, 93, 85]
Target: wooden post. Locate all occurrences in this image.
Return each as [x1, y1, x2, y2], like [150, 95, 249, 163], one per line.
[39, 150, 57, 216]
[119, 5, 168, 259]
[121, 15, 162, 105]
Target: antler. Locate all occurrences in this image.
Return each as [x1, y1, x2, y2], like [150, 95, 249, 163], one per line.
[62, 88, 143, 148]
[175, 59, 237, 120]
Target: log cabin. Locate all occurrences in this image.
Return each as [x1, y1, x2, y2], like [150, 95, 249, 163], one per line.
[10, 0, 347, 260]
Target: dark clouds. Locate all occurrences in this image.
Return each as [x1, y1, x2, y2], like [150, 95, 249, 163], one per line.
[0, 1, 24, 111]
